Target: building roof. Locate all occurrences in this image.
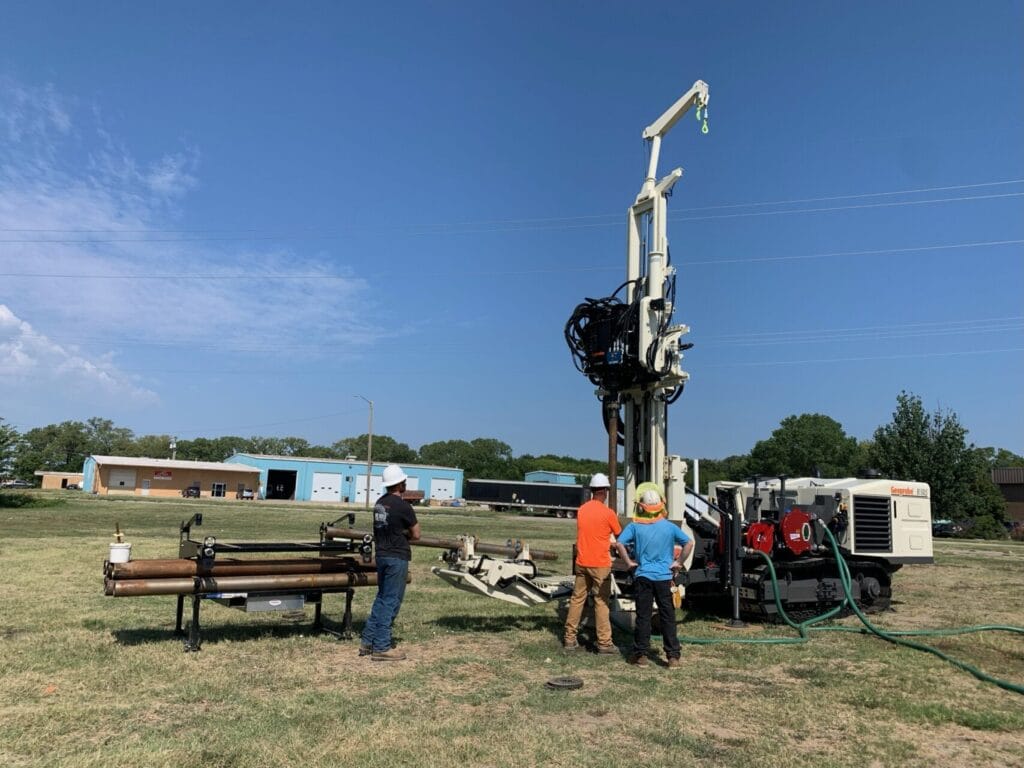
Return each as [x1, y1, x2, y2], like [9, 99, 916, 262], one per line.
[90, 455, 260, 474]
[34, 470, 84, 477]
[992, 467, 1024, 485]
[228, 453, 461, 472]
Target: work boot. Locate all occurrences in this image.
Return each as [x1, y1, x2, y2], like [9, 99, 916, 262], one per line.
[562, 640, 580, 652]
[371, 647, 407, 661]
[596, 644, 619, 655]
[358, 643, 372, 657]
[629, 653, 648, 667]
[667, 657, 682, 669]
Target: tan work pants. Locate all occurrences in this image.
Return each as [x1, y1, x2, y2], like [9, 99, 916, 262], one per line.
[563, 565, 614, 648]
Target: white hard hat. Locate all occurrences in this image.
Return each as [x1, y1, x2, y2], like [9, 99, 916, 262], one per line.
[382, 464, 408, 488]
[638, 488, 665, 515]
[589, 473, 611, 489]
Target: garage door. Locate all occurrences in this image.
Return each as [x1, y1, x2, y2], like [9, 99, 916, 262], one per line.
[108, 468, 137, 493]
[311, 472, 341, 502]
[430, 478, 455, 501]
[354, 474, 385, 505]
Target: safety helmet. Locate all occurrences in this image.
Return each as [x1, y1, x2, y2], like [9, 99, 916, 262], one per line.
[382, 464, 408, 488]
[589, 473, 611, 489]
[639, 489, 665, 514]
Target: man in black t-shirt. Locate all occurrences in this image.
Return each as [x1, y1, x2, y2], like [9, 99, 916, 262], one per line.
[360, 464, 420, 661]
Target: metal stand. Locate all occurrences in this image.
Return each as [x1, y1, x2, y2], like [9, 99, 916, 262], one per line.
[314, 589, 355, 639]
[185, 595, 202, 652]
[177, 589, 356, 652]
[724, 498, 747, 628]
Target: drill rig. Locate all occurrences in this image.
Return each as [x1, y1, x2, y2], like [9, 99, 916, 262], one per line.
[563, 79, 709, 519]
[432, 80, 934, 625]
[435, 80, 709, 619]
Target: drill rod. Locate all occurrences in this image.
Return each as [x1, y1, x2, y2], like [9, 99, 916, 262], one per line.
[322, 527, 559, 561]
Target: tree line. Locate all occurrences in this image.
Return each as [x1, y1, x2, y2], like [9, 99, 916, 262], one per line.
[2, 391, 1021, 536]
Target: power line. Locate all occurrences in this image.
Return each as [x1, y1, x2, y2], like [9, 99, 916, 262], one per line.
[705, 320, 1024, 348]
[0, 187, 1021, 244]
[1, 178, 1021, 235]
[680, 238, 1024, 267]
[166, 408, 367, 437]
[0, 238, 1020, 280]
[707, 316, 1024, 341]
[701, 347, 1024, 368]
[3, 343, 1022, 377]
[674, 192, 1024, 224]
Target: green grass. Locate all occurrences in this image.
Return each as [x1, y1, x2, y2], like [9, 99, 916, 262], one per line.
[1, 492, 1023, 767]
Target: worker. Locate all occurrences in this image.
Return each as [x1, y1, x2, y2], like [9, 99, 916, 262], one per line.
[615, 484, 693, 668]
[563, 472, 622, 654]
[360, 464, 421, 661]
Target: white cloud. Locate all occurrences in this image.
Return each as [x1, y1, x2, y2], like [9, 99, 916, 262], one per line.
[0, 76, 384, 371]
[0, 77, 71, 145]
[145, 152, 198, 197]
[0, 304, 157, 402]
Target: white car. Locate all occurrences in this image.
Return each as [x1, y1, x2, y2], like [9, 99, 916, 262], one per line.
[1, 480, 32, 489]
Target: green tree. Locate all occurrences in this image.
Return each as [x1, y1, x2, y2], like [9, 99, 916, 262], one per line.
[84, 417, 134, 455]
[306, 444, 338, 459]
[747, 413, 859, 478]
[417, 438, 515, 478]
[0, 418, 20, 480]
[177, 436, 250, 462]
[870, 391, 1005, 536]
[127, 434, 174, 459]
[332, 434, 417, 464]
[14, 421, 91, 477]
[975, 447, 1024, 469]
[694, 454, 751, 490]
[245, 436, 312, 456]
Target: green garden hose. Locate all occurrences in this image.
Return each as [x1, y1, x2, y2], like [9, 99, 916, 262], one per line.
[678, 524, 1024, 694]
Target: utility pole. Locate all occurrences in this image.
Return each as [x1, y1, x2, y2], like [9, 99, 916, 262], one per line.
[354, 395, 374, 512]
[170, 437, 177, 461]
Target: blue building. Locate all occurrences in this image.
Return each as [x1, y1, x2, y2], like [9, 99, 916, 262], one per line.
[524, 470, 579, 485]
[225, 453, 463, 504]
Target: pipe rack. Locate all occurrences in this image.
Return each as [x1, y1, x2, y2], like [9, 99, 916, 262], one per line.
[104, 513, 382, 652]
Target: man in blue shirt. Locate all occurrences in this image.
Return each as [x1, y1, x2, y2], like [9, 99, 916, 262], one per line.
[616, 486, 693, 668]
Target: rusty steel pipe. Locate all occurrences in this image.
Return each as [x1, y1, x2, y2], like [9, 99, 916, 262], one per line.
[322, 527, 559, 561]
[106, 557, 376, 580]
[104, 570, 406, 597]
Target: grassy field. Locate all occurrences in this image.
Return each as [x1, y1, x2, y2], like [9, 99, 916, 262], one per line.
[1, 491, 1022, 768]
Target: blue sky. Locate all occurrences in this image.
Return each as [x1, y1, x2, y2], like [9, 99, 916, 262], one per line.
[1, 1, 1021, 460]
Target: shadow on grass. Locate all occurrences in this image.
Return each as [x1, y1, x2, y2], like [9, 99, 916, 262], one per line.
[112, 615, 361, 647]
[435, 613, 562, 638]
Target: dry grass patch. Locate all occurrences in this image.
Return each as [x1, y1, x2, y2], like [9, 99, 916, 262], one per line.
[0, 496, 1021, 768]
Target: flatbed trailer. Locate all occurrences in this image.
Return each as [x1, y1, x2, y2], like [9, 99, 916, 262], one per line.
[464, 478, 587, 518]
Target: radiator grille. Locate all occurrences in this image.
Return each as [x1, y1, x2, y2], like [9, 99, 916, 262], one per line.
[852, 495, 893, 553]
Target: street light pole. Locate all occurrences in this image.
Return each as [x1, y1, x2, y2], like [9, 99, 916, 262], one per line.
[354, 395, 374, 512]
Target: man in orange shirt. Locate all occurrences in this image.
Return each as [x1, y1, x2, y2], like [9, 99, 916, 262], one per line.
[563, 473, 622, 654]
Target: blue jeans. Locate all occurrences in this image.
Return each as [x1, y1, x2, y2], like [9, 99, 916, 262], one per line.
[361, 556, 409, 652]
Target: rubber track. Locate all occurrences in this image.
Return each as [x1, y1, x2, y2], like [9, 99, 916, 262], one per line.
[741, 558, 892, 623]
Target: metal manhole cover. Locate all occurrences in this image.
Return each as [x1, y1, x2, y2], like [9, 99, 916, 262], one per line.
[545, 676, 584, 690]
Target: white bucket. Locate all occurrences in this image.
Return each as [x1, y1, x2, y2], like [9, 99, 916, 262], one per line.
[108, 542, 132, 563]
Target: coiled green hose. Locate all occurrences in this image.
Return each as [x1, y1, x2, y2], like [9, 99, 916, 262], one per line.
[678, 524, 1024, 694]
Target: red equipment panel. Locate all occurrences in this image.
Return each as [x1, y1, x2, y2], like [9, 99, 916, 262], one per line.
[780, 509, 813, 556]
[745, 522, 775, 554]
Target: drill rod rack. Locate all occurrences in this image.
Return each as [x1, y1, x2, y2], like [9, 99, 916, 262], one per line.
[105, 513, 384, 652]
